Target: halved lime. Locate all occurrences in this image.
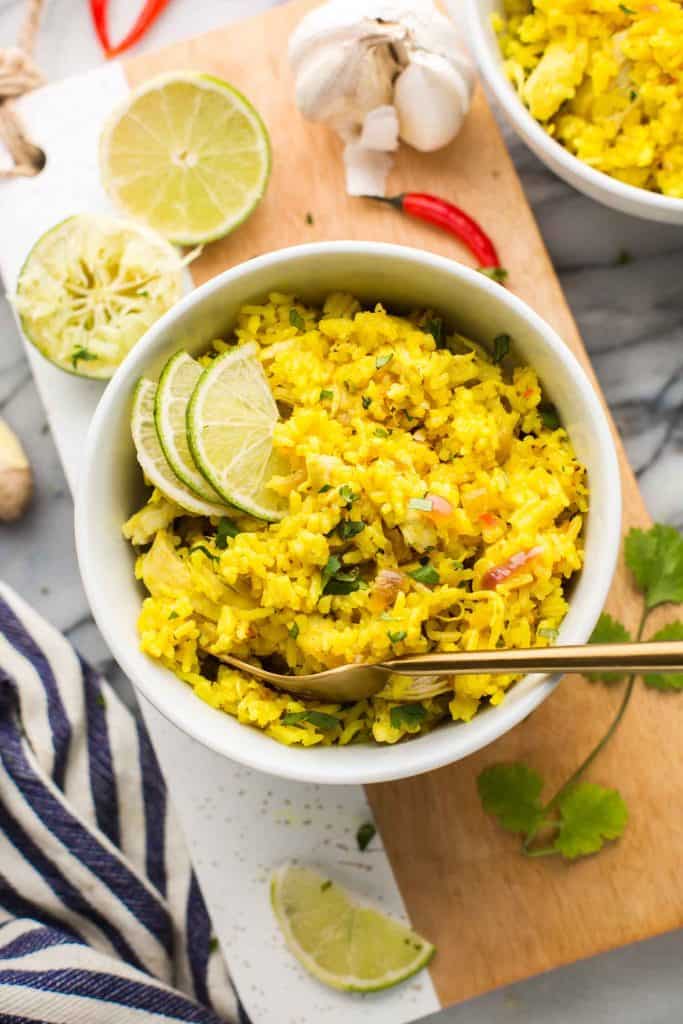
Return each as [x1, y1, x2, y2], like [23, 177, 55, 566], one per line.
[131, 377, 228, 517]
[100, 71, 271, 245]
[271, 863, 435, 992]
[155, 351, 224, 504]
[15, 214, 183, 379]
[187, 343, 287, 521]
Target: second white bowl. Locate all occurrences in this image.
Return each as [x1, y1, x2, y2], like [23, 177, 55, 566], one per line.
[460, 0, 683, 225]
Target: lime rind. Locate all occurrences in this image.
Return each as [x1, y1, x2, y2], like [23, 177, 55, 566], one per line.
[186, 343, 287, 522]
[154, 351, 225, 503]
[270, 863, 435, 993]
[99, 71, 271, 246]
[131, 377, 228, 517]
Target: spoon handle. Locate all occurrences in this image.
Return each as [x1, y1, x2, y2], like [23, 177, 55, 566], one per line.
[382, 640, 683, 677]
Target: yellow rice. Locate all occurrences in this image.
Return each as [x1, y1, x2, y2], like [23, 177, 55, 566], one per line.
[124, 292, 587, 747]
[496, 0, 683, 196]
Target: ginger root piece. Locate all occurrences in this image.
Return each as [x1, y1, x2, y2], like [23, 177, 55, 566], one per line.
[0, 418, 32, 522]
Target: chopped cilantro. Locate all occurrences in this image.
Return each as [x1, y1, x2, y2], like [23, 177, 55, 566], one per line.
[539, 404, 560, 430]
[289, 308, 306, 330]
[492, 333, 511, 364]
[425, 317, 443, 345]
[288, 622, 300, 640]
[336, 519, 366, 540]
[215, 516, 239, 549]
[375, 351, 394, 370]
[338, 484, 359, 506]
[362, 395, 372, 409]
[190, 545, 218, 562]
[318, 484, 333, 493]
[619, 3, 635, 12]
[356, 822, 376, 851]
[320, 389, 334, 401]
[305, 211, 314, 225]
[71, 347, 98, 369]
[373, 427, 390, 439]
[479, 266, 509, 283]
[390, 704, 427, 729]
[321, 555, 365, 595]
[408, 497, 433, 512]
[629, 90, 638, 101]
[408, 563, 440, 586]
[282, 709, 340, 730]
[388, 629, 407, 644]
[168, 611, 180, 620]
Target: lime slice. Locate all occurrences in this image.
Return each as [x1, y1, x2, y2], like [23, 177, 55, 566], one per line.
[100, 71, 271, 245]
[131, 377, 228, 517]
[187, 343, 287, 521]
[15, 214, 183, 380]
[155, 351, 224, 504]
[271, 863, 435, 992]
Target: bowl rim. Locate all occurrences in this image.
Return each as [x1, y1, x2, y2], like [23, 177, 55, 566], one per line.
[75, 241, 622, 785]
[462, 0, 683, 218]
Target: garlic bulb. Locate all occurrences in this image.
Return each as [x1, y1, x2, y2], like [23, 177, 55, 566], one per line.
[288, 0, 476, 196]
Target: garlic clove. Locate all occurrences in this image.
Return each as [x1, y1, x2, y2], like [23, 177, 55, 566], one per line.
[358, 105, 400, 151]
[0, 419, 32, 523]
[343, 142, 394, 197]
[292, 41, 359, 121]
[394, 51, 474, 152]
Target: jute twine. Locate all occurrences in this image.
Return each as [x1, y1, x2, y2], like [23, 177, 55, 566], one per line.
[0, 0, 46, 179]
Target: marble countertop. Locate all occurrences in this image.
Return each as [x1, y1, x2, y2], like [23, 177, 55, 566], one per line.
[1, 1, 682, 1022]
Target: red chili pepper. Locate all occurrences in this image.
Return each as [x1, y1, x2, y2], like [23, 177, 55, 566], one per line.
[89, 0, 111, 55]
[90, 0, 174, 58]
[368, 193, 507, 281]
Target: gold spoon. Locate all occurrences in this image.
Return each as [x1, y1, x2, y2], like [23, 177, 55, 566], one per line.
[218, 640, 683, 703]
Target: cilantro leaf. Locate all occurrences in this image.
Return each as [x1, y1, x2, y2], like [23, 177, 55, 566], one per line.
[190, 545, 218, 562]
[539, 404, 560, 430]
[643, 622, 683, 690]
[356, 822, 376, 851]
[320, 389, 334, 401]
[338, 484, 359, 506]
[477, 763, 545, 835]
[305, 211, 314, 225]
[336, 519, 365, 540]
[281, 710, 340, 730]
[362, 395, 372, 409]
[373, 427, 389, 438]
[624, 524, 683, 609]
[375, 352, 394, 370]
[425, 317, 443, 346]
[288, 622, 300, 640]
[71, 346, 98, 369]
[387, 630, 407, 644]
[492, 334, 511, 364]
[554, 782, 628, 859]
[408, 563, 440, 586]
[390, 704, 427, 730]
[318, 484, 332, 493]
[321, 556, 365, 595]
[586, 612, 632, 682]
[215, 516, 240, 549]
[289, 308, 306, 330]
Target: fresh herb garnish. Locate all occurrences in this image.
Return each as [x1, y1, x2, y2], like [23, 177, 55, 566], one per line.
[289, 308, 306, 330]
[356, 822, 376, 851]
[321, 555, 365, 595]
[168, 611, 180, 620]
[375, 351, 394, 370]
[362, 395, 372, 409]
[619, 3, 635, 13]
[190, 545, 218, 562]
[320, 389, 334, 401]
[215, 516, 240, 549]
[492, 333, 511, 364]
[477, 523, 683, 860]
[336, 519, 366, 540]
[408, 497, 433, 512]
[282, 709, 340, 730]
[539, 404, 561, 430]
[288, 622, 300, 640]
[390, 704, 428, 729]
[629, 90, 638, 101]
[408, 563, 440, 586]
[425, 317, 443, 345]
[388, 630, 407, 644]
[305, 211, 314, 225]
[338, 484, 359, 506]
[373, 427, 389, 439]
[71, 346, 98, 369]
[318, 484, 333, 493]
[479, 266, 509, 283]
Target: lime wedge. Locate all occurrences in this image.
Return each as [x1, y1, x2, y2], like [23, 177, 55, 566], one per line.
[131, 377, 228, 517]
[100, 71, 271, 245]
[15, 214, 183, 379]
[271, 863, 435, 992]
[155, 351, 224, 504]
[187, 343, 287, 521]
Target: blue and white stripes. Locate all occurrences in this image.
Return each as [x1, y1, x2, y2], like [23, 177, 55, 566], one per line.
[0, 583, 242, 1023]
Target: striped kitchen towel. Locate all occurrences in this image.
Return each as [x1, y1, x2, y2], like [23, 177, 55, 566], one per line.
[0, 582, 247, 1023]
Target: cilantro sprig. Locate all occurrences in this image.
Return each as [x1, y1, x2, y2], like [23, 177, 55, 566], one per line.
[477, 523, 683, 861]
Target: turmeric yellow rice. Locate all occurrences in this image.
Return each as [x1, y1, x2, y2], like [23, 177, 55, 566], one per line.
[496, 0, 683, 196]
[124, 292, 587, 747]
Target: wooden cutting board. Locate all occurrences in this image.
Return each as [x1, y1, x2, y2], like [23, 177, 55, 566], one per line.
[123, 0, 682, 1009]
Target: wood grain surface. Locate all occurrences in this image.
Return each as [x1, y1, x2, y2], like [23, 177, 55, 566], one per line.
[124, 0, 682, 1009]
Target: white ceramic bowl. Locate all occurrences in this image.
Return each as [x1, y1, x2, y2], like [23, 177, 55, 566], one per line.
[75, 242, 621, 786]
[460, 0, 683, 225]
